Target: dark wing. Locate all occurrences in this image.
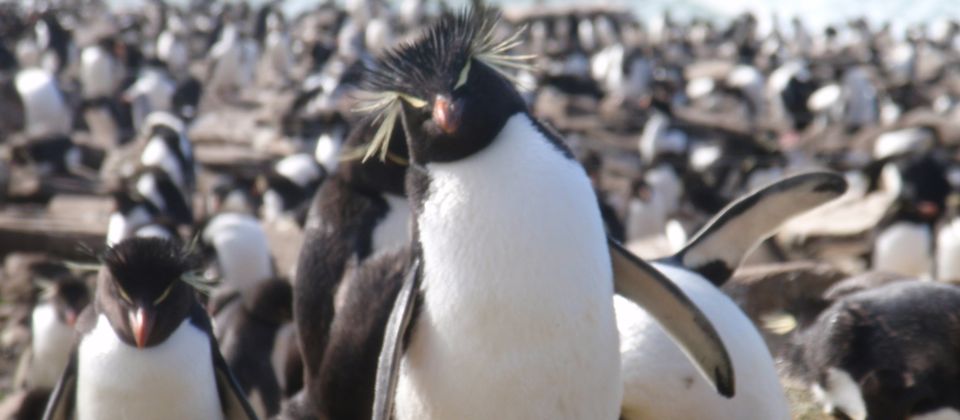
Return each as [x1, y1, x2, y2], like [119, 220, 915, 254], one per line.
[372, 257, 422, 420]
[610, 238, 735, 398]
[189, 305, 260, 420]
[41, 349, 77, 420]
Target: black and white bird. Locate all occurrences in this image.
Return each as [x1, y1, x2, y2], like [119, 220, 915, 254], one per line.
[358, 10, 732, 419]
[18, 276, 90, 392]
[139, 112, 195, 195]
[293, 117, 411, 413]
[200, 212, 274, 294]
[793, 280, 960, 420]
[260, 153, 325, 225]
[42, 237, 258, 420]
[617, 172, 847, 420]
[213, 278, 293, 418]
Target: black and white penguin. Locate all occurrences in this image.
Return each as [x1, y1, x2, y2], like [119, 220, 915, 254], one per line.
[362, 10, 732, 419]
[42, 237, 258, 420]
[937, 194, 960, 283]
[32, 12, 74, 75]
[123, 66, 176, 133]
[132, 166, 194, 228]
[18, 277, 90, 392]
[213, 278, 293, 418]
[106, 188, 162, 246]
[139, 112, 195, 194]
[617, 171, 847, 420]
[294, 117, 411, 409]
[200, 212, 274, 294]
[260, 153, 325, 225]
[13, 67, 72, 139]
[793, 280, 960, 420]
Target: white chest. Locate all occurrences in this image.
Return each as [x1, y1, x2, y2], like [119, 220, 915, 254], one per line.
[371, 193, 411, 256]
[28, 304, 75, 388]
[937, 218, 960, 282]
[395, 114, 622, 420]
[873, 222, 932, 278]
[77, 315, 224, 420]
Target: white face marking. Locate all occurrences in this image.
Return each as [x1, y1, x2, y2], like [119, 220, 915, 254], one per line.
[395, 114, 622, 419]
[27, 303, 76, 389]
[77, 315, 224, 420]
[106, 207, 152, 246]
[817, 367, 867, 420]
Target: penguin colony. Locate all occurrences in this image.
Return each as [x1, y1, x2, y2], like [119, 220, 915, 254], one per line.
[0, 2, 957, 420]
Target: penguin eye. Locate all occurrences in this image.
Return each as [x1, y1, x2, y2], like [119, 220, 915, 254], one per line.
[399, 94, 427, 108]
[455, 60, 471, 90]
[153, 283, 175, 305]
[117, 287, 133, 305]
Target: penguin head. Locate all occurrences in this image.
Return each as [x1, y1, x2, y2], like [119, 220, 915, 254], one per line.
[98, 237, 197, 349]
[360, 9, 528, 165]
[39, 277, 90, 327]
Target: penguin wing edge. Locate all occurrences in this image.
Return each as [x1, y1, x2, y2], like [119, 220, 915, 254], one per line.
[211, 342, 261, 420]
[372, 257, 422, 420]
[610, 238, 735, 398]
[41, 350, 77, 420]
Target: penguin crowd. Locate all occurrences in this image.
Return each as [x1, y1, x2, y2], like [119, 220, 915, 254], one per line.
[0, 1, 957, 420]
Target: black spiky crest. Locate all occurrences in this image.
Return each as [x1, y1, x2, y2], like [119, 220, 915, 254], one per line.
[355, 7, 531, 162]
[101, 237, 216, 296]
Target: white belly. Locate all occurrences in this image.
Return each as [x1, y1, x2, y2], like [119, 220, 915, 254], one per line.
[77, 315, 224, 420]
[395, 114, 622, 420]
[937, 219, 960, 282]
[28, 304, 75, 389]
[873, 222, 932, 278]
[371, 193, 411, 256]
[617, 263, 789, 420]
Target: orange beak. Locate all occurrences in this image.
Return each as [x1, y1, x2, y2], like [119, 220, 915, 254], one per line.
[65, 310, 77, 328]
[129, 308, 154, 349]
[433, 95, 461, 135]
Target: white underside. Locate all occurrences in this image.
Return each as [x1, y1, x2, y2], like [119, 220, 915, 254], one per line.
[203, 213, 274, 292]
[77, 315, 224, 420]
[937, 218, 960, 282]
[395, 114, 622, 420]
[15, 68, 72, 138]
[617, 263, 789, 420]
[811, 367, 867, 420]
[141, 139, 186, 191]
[27, 303, 75, 389]
[371, 193, 411, 256]
[106, 206, 152, 246]
[873, 222, 932, 278]
[912, 408, 960, 420]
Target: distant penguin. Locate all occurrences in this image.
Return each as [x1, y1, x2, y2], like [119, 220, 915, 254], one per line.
[360, 11, 732, 420]
[617, 172, 846, 420]
[133, 166, 194, 227]
[201, 212, 274, 293]
[18, 277, 90, 392]
[106, 189, 162, 246]
[294, 117, 411, 408]
[139, 112, 195, 194]
[793, 281, 960, 420]
[214, 278, 292, 418]
[42, 238, 258, 420]
[261, 153, 325, 225]
[80, 37, 122, 101]
[14, 68, 72, 139]
[124, 67, 176, 132]
[207, 24, 252, 99]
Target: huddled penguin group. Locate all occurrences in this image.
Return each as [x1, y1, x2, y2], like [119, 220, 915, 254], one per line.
[0, 2, 958, 420]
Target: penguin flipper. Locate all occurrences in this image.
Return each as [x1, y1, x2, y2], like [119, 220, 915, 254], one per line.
[192, 304, 259, 420]
[670, 171, 848, 286]
[41, 349, 77, 420]
[372, 257, 422, 420]
[610, 238, 735, 398]
[212, 349, 261, 420]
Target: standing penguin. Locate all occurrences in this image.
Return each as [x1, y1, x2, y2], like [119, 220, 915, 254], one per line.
[294, 117, 411, 412]
[363, 10, 732, 420]
[617, 172, 847, 420]
[42, 237, 258, 420]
